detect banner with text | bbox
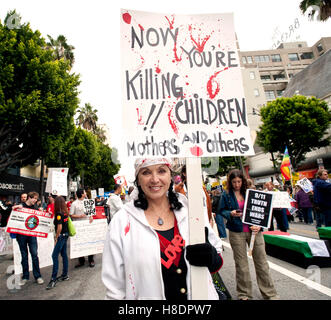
[121,10,254,158]
[69,219,108,259]
[13,233,54,274]
[6,208,53,238]
[242,189,273,228]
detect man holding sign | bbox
[218,169,278,300]
[70,189,95,268]
[10,192,44,286]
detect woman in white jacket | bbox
[102,158,223,300]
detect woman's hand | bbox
[231,209,242,217]
[250,225,261,234]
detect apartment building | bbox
[238,37,331,184]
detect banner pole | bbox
[186,157,208,300]
[248,233,256,256]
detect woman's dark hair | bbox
[54,196,68,214]
[134,180,183,211]
[226,169,247,196]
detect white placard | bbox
[45,168,69,196]
[121,10,254,158]
[0,227,13,255]
[296,178,313,193]
[270,191,292,208]
[98,188,104,196]
[83,199,96,216]
[13,233,54,275]
[91,190,97,199]
[69,219,108,259]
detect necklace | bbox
[157,217,164,226]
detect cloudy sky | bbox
[1,0,330,182]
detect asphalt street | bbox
[0,219,330,301]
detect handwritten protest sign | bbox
[270,191,292,208]
[13,233,54,274]
[242,189,273,229]
[296,178,313,193]
[0,227,13,255]
[83,199,96,216]
[69,219,108,259]
[45,168,68,196]
[121,10,254,158]
[6,207,53,238]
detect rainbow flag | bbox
[280,147,291,181]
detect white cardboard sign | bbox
[121,10,254,158]
[69,219,108,259]
[45,168,69,196]
[296,178,313,193]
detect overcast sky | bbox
[1,0,330,183]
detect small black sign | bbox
[242,189,273,228]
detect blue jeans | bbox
[51,234,69,280]
[16,234,41,280]
[215,213,227,238]
[301,207,313,224]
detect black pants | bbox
[78,255,94,265]
[269,209,287,232]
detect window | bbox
[288,53,299,61]
[317,43,323,52]
[265,90,275,100]
[271,54,281,62]
[254,55,270,63]
[249,71,255,80]
[242,56,247,64]
[300,52,314,60]
[273,73,286,80]
[260,75,271,81]
[288,73,294,79]
[254,88,260,97]
[247,56,253,63]
[277,90,284,97]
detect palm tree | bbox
[300,0,331,21]
[46,34,75,68]
[94,126,107,143]
[76,103,98,132]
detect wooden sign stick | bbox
[248,232,256,256]
[186,157,208,300]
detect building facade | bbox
[239,37,331,185]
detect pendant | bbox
[157,217,164,226]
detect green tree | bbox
[256,96,330,170]
[76,103,99,132]
[0,10,80,172]
[202,157,239,177]
[84,141,120,190]
[300,0,331,21]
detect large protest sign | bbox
[69,219,108,259]
[270,191,292,208]
[45,168,69,196]
[0,227,13,255]
[296,178,313,193]
[83,199,96,216]
[13,233,54,275]
[242,189,273,229]
[6,207,53,238]
[121,10,254,158]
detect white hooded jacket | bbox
[101,193,222,300]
